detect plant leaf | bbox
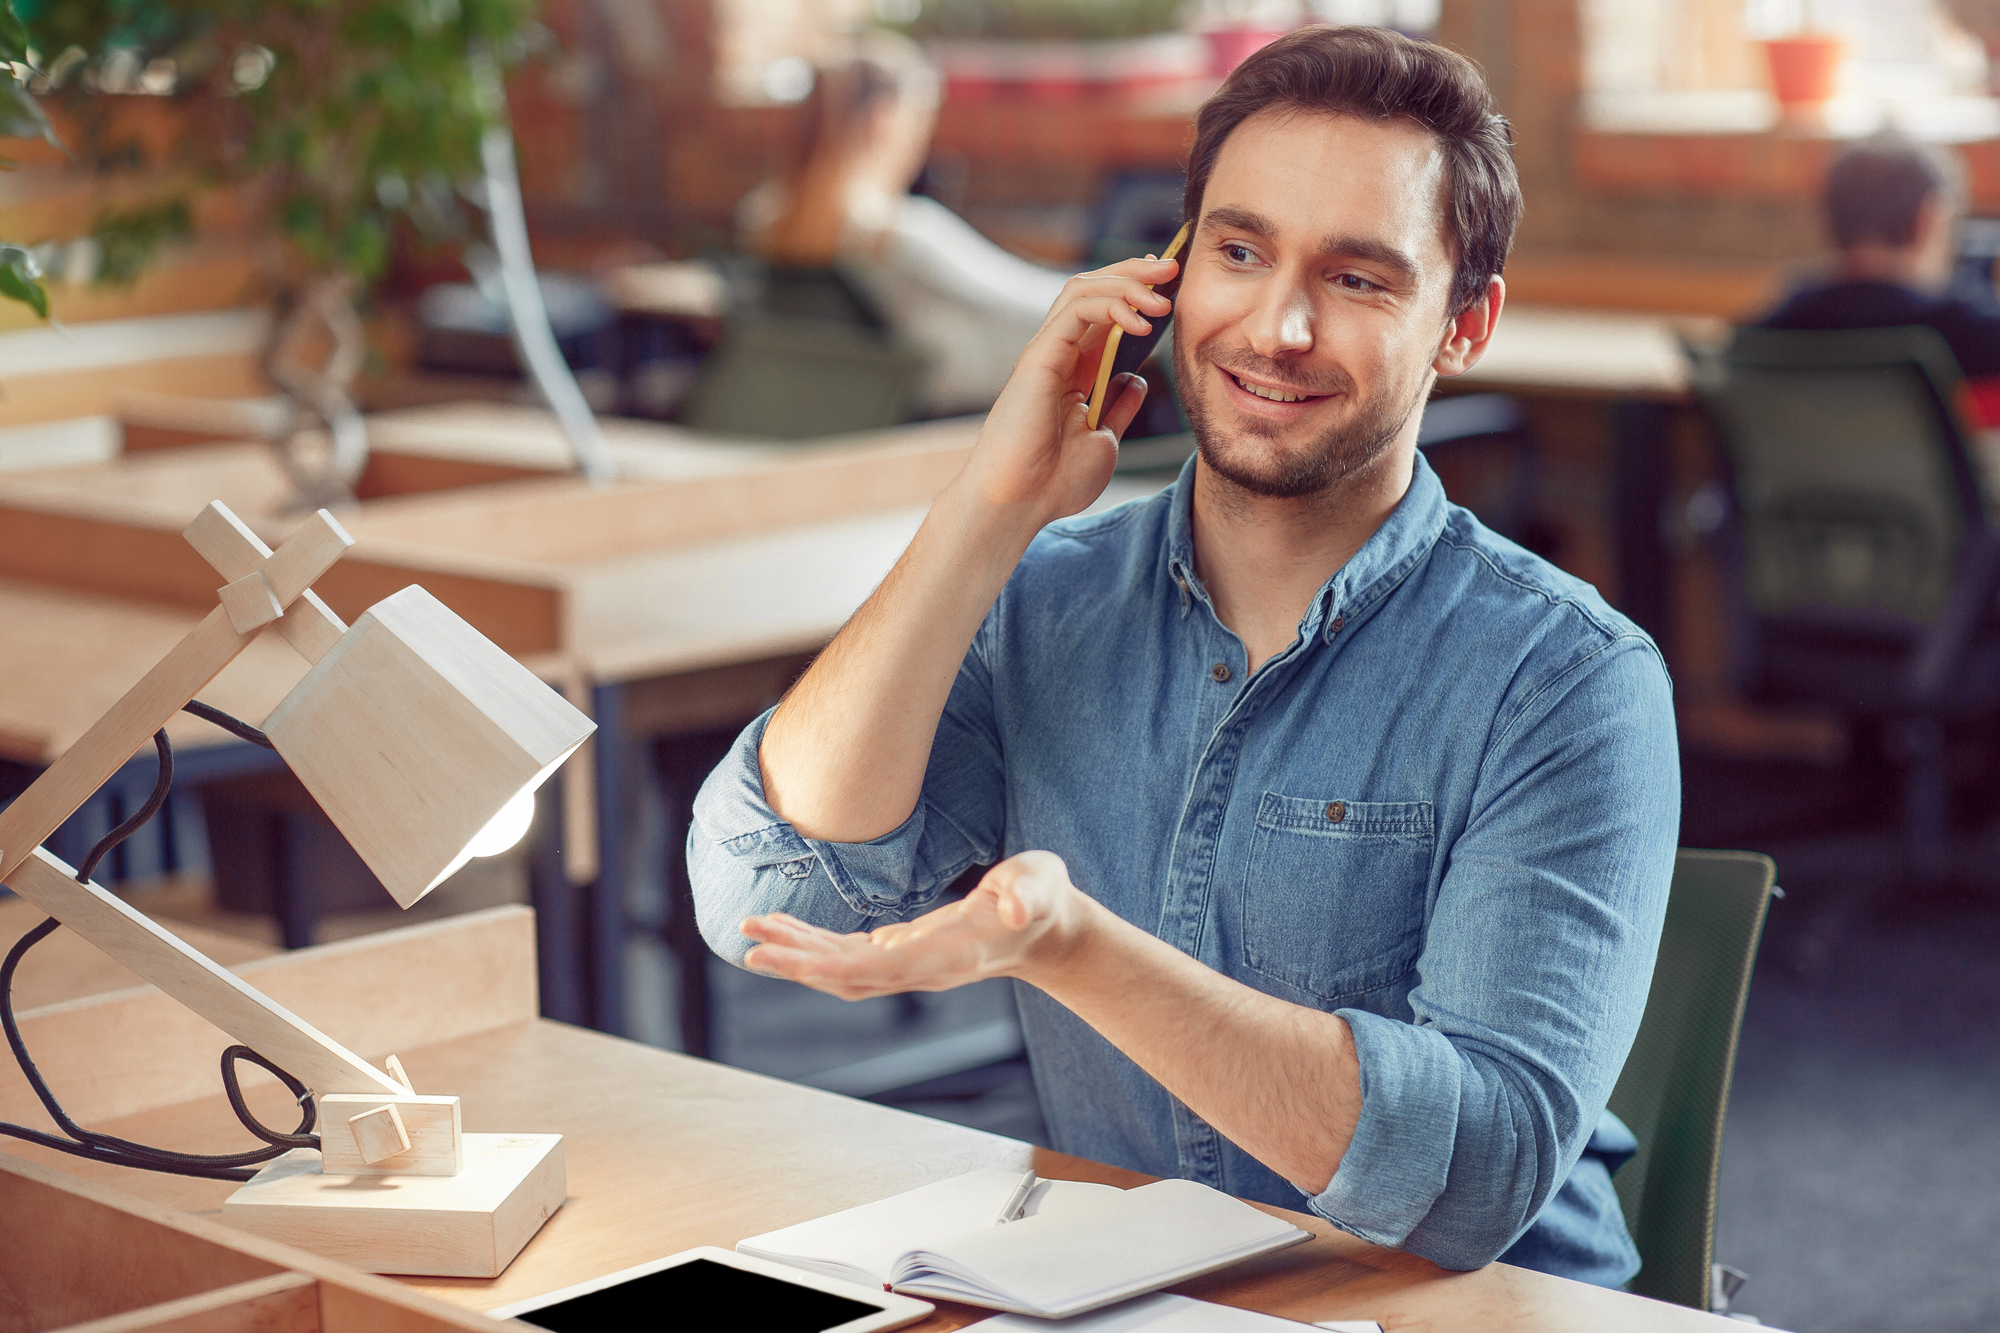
[0,244,49,318]
[0,74,57,148]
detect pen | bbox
[994,1168,1037,1225]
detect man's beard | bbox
[1174,334,1422,501]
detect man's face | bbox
[1172,110,1462,500]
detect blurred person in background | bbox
[738,33,1071,416]
[1757,133,2000,417]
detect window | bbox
[1583,0,1994,137]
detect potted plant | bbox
[896,0,1206,102]
[1754,3,1846,118]
[0,0,602,498]
[2,0,54,317]
[1186,0,1304,78]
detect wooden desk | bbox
[1460,304,1719,400]
[1,907,1725,1331]
[0,411,986,1002]
[0,435,1156,1050]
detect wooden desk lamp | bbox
[0,500,595,1278]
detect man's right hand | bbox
[758,254,1174,843]
[958,255,1177,526]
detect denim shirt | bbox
[689,452,1679,1285]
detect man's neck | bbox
[1839,244,1934,289]
[1188,442,1416,675]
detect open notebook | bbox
[736,1167,1311,1319]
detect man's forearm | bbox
[1019,895,1364,1195]
[759,481,1044,842]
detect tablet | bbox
[486,1246,934,1332]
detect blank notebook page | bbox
[738,1168,1123,1287]
[897,1178,1303,1313]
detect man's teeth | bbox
[1232,374,1309,403]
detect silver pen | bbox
[994,1168,1037,1225]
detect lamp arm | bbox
[0,605,247,885]
[0,509,354,886]
[0,502,400,1098]
[3,848,407,1099]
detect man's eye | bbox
[1334,273,1379,292]
[1223,244,1257,264]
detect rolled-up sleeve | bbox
[688,627,1008,966]
[1306,634,1679,1269]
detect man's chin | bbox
[1196,432,1343,500]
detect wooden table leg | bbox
[527,774,589,1027]
[589,681,633,1037]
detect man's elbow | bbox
[685,830,785,967]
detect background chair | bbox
[1686,326,2000,879]
[678,264,933,439]
[1609,848,1777,1312]
[1417,392,1556,554]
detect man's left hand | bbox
[739,850,1086,999]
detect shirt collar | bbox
[1164,446,1450,643]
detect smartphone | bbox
[1085,220,1192,431]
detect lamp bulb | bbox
[467,788,536,859]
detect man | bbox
[1759,133,2000,401]
[689,26,1678,1286]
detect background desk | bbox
[1452,302,1720,668]
[0,906,1728,1331]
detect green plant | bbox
[0,0,542,315]
[2,0,57,315]
[900,0,1189,42]
[1,1,558,500]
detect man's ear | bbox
[1434,275,1505,377]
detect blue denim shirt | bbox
[689,453,1678,1284]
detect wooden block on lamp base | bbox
[318,1093,462,1176]
[221,1132,566,1278]
[349,1103,412,1164]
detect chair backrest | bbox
[1417,393,1536,542]
[1607,848,1775,1311]
[678,315,932,440]
[1687,326,1987,626]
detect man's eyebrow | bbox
[1199,205,1278,239]
[1319,233,1421,285]
[1202,207,1423,286]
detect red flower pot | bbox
[1204,27,1288,79]
[1761,34,1846,109]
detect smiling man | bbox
[689,27,1679,1287]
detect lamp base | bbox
[221,1132,565,1277]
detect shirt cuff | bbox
[1304,1009,1463,1248]
[690,708,974,918]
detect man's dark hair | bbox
[1182,25,1521,317]
[1824,134,1959,250]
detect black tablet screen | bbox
[513,1258,882,1331]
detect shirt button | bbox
[1330,615,1345,633]
[1210,662,1233,683]
[1324,801,1346,823]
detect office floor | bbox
[1708,854,2000,1333]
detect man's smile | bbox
[1218,364,1339,418]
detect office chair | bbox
[1686,325,2000,878]
[1418,392,1553,553]
[679,264,933,440]
[1608,848,1776,1312]
[1086,169,1188,270]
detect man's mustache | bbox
[1199,344,1356,399]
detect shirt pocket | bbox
[1238,792,1435,1005]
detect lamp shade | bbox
[263,586,595,907]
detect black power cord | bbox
[0,708,321,1181]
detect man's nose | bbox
[1244,277,1315,359]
